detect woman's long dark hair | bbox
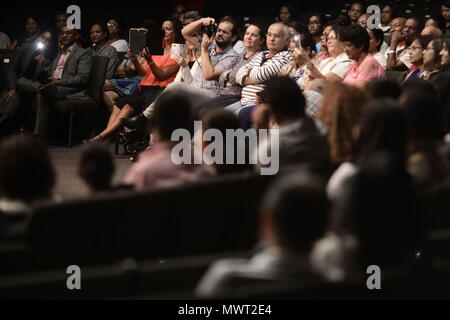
[164,18,184,44]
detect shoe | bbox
[120,113,149,130]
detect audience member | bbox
[0,30,11,49]
[442,0,450,32]
[404,35,434,82]
[307,12,327,53]
[312,152,418,281]
[342,25,385,89]
[386,17,422,71]
[277,4,297,24]
[347,1,365,25]
[182,11,202,27]
[400,80,450,190]
[253,77,330,170]
[225,23,292,123]
[196,170,329,298]
[193,23,265,114]
[10,16,40,49]
[420,38,443,81]
[89,23,119,80]
[299,26,353,90]
[425,14,447,34]
[367,27,387,68]
[327,99,407,200]
[380,2,399,33]
[0,134,55,240]
[200,109,252,175]
[15,26,92,138]
[421,25,443,38]
[123,91,214,190]
[317,83,365,162]
[106,18,128,53]
[77,143,115,193]
[0,31,54,135]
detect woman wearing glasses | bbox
[297,26,353,90]
[106,18,128,53]
[404,35,434,82]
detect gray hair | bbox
[270,22,292,40]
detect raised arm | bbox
[182,18,215,48]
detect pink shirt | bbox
[52,43,77,79]
[123,141,215,190]
[343,54,385,86]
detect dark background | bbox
[1,0,443,41]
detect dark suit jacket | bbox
[8,42,51,90]
[49,44,92,88]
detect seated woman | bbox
[419,38,443,81]
[106,18,128,53]
[89,23,119,80]
[88,18,183,143]
[327,99,407,200]
[297,26,353,90]
[366,27,386,69]
[342,25,385,89]
[103,50,146,112]
[440,38,450,71]
[404,35,434,82]
[280,32,315,81]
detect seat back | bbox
[27,172,274,269]
[384,70,407,84]
[88,55,109,103]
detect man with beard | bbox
[182,16,239,97]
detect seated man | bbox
[386,17,421,71]
[225,22,293,129]
[196,170,329,298]
[0,31,53,135]
[15,26,92,137]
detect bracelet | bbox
[386,49,396,55]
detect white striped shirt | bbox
[236,50,293,105]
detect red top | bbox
[139,53,177,88]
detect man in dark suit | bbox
[15,26,92,137]
[0,31,53,136]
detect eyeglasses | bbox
[308,21,322,25]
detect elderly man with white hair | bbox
[224,22,293,123]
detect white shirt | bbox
[317,53,353,79]
[110,39,128,53]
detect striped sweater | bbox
[236,50,293,105]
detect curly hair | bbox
[318,83,366,161]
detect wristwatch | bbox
[386,49,396,55]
